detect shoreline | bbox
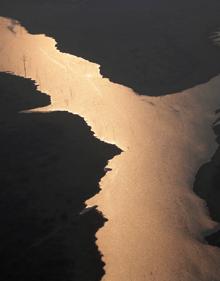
[0,72,121,280]
[1,16,220,281]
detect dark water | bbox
[194,116,220,247]
[0,72,121,281]
[1,0,220,95]
[1,1,220,279]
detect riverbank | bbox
[1,17,220,280]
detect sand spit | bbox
[1,17,220,281]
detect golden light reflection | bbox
[1,16,220,281]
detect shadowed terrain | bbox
[194,114,220,247]
[0,72,121,281]
[1,0,220,95]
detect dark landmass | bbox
[0,72,121,281]
[1,0,220,95]
[194,119,220,247]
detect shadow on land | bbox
[1,0,220,95]
[194,112,220,247]
[0,72,121,281]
